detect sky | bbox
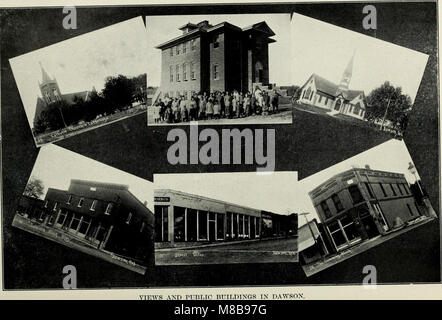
[154,171,298,215]
[292,139,421,226]
[26,144,154,211]
[10,16,148,127]
[145,14,292,87]
[291,13,428,103]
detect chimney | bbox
[197,20,209,28]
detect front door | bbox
[334,99,342,111]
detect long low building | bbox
[154,189,297,246]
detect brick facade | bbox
[156,20,276,98]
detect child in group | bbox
[206,96,214,120]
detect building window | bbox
[213,34,219,48]
[170,47,173,56]
[348,185,364,204]
[198,210,208,240]
[183,63,187,81]
[403,183,410,194]
[176,44,180,55]
[126,212,132,225]
[397,183,404,195]
[213,64,219,80]
[67,195,72,204]
[318,95,322,103]
[105,203,113,215]
[90,200,97,211]
[390,184,397,196]
[190,61,195,80]
[365,182,374,198]
[406,204,414,217]
[176,65,180,81]
[379,183,387,197]
[53,89,60,101]
[44,200,48,208]
[331,194,344,212]
[217,213,224,240]
[320,201,332,219]
[183,41,187,53]
[154,206,169,242]
[169,66,173,82]
[53,202,58,211]
[78,197,84,207]
[44,91,52,103]
[191,39,196,50]
[140,222,146,233]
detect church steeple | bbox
[38,62,62,105]
[336,51,355,95]
[39,61,53,84]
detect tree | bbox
[23,176,44,199]
[102,74,136,111]
[131,73,147,103]
[366,81,412,134]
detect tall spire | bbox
[337,50,355,94]
[39,61,52,84]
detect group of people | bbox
[152,89,281,123]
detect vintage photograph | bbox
[291,13,429,138]
[9,16,148,147]
[145,14,294,125]
[153,172,298,265]
[294,139,438,277]
[11,144,155,274]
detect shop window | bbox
[174,206,185,242]
[187,209,197,241]
[238,214,244,237]
[349,185,364,204]
[232,213,238,239]
[198,210,208,240]
[154,205,168,242]
[331,194,344,212]
[226,212,232,240]
[244,216,249,237]
[320,200,332,219]
[328,221,347,249]
[78,217,92,234]
[217,213,224,240]
[339,215,360,243]
[70,214,81,230]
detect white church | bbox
[298,53,366,120]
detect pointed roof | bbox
[343,51,355,77]
[309,74,339,97]
[39,61,52,84]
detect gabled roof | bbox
[310,74,339,97]
[346,90,365,101]
[242,21,276,36]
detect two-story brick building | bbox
[19,179,154,264]
[155,20,276,99]
[308,166,424,254]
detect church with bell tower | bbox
[298,51,366,120]
[34,62,92,128]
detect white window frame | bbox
[90,200,97,211]
[78,197,84,208]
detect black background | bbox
[1,2,439,289]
